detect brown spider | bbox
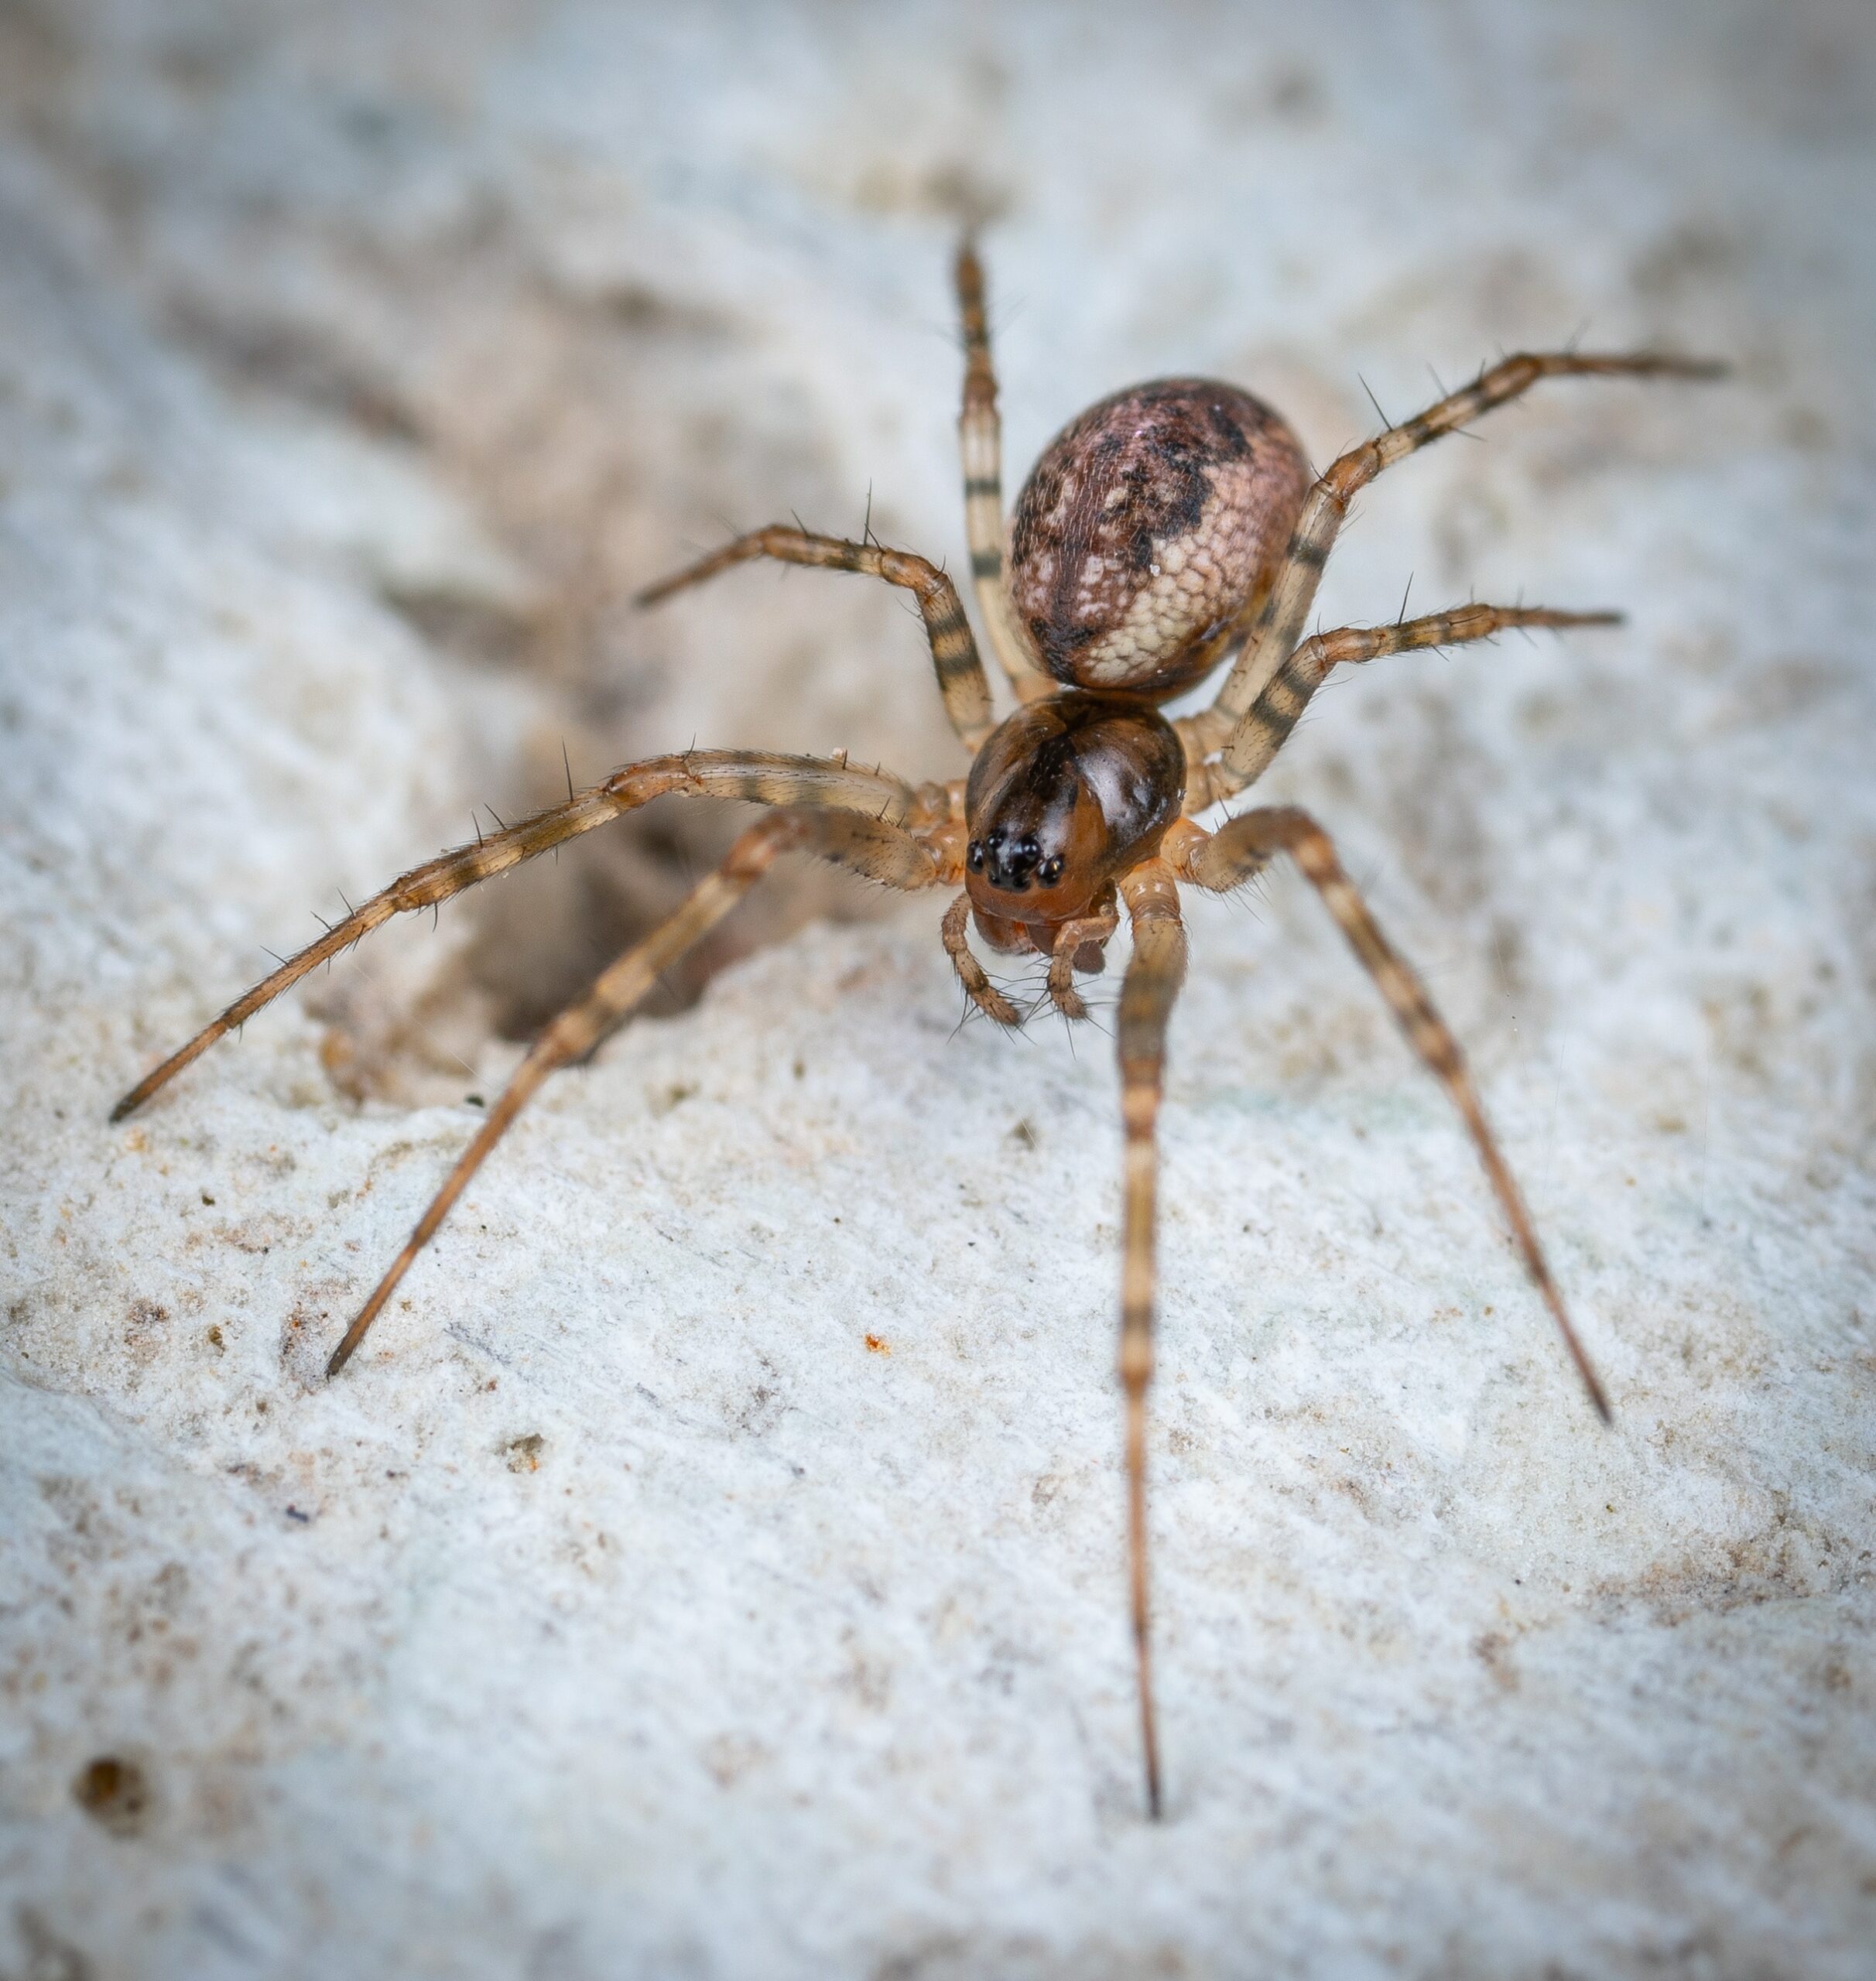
[114,244,1719,1819]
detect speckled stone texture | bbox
[2,4,1873,1978]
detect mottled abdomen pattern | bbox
[1008,380,1311,699]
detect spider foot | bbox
[1046,916,1118,1023]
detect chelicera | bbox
[114,244,1718,1818]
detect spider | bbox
[114,242,1719,1819]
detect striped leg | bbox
[112,751,918,1119]
[1180,603,1621,809]
[1176,806,1610,1420]
[638,525,994,752]
[1207,349,1724,733]
[1114,856,1190,1820]
[954,241,1055,703]
[940,891,1020,1026]
[327,808,940,1374]
[1046,909,1119,1021]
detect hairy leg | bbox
[1179,603,1621,810]
[328,807,940,1374]
[940,891,1020,1027]
[113,750,919,1119]
[1208,349,1723,732]
[954,241,1053,703]
[1113,855,1190,1820]
[1046,909,1119,1021]
[639,524,994,751]
[1172,806,1609,1419]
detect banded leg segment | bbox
[327,808,940,1375]
[1180,604,1621,809]
[955,242,1054,703]
[1046,910,1118,1021]
[1114,857,1190,1821]
[112,751,917,1120]
[1209,349,1724,731]
[941,891,1020,1027]
[1176,806,1609,1420]
[639,525,994,751]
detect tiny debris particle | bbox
[864,1334,890,1354]
[285,1504,310,1524]
[505,1432,546,1473]
[74,1755,151,1836]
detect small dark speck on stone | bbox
[285,1504,310,1524]
[74,1755,150,1836]
[466,1093,484,1107]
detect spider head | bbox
[964,691,1184,943]
[966,826,1065,895]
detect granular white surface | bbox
[2,5,1873,1977]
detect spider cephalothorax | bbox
[115,241,1719,1820]
[963,692,1184,945]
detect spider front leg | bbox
[1046,908,1118,1021]
[638,525,995,752]
[954,241,1054,705]
[940,893,1021,1027]
[1180,603,1623,809]
[1207,347,1724,734]
[1171,808,1611,1420]
[112,750,919,1119]
[328,806,941,1374]
[1113,854,1190,1820]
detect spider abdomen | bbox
[1008,379,1311,700]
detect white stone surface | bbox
[2,4,1873,1976]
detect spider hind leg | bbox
[1176,805,1611,1421]
[328,806,942,1374]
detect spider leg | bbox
[1045,908,1119,1021]
[1180,602,1622,809]
[327,806,940,1375]
[940,892,1020,1027]
[112,751,920,1120]
[1113,854,1190,1821]
[954,240,1054,705]
[1207,349,1724,737]
[638,525,995,752]
[1173,806,1611,1422]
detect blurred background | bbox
[7,0,1864,1080]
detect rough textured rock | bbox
[2,4,1872,1977]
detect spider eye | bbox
[1039,855,1066,886]
[967,840,986,873]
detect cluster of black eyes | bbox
[967,833,1066,891]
